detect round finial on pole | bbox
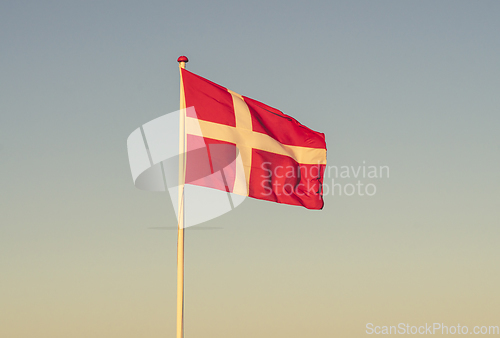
[177,56,188,69]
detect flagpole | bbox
[176,55,188,338]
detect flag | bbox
[181,68,327,210]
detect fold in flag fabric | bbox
[182,68,327,210]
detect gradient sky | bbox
[1,1,499,337]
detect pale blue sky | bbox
[1,1,499,337]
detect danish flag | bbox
[181,68,327,210]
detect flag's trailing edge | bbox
[181,68,327,210]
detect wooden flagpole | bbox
[176,55,188,338]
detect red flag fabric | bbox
[181,68,327,210]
